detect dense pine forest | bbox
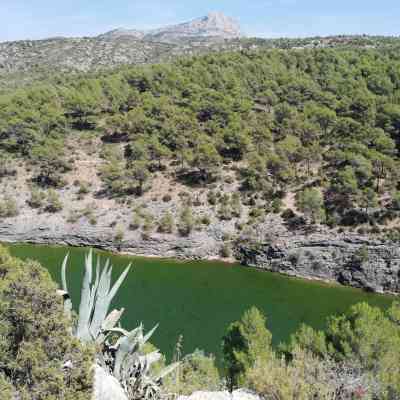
[1,47,400,237]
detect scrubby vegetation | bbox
[0,246,93,399]
[2,46,400,236]
[222,305,400,399]
[1,245,399,399]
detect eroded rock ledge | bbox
[236,234,400,294]
[0,215,399,295]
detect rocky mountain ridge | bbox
[100,12,242,42]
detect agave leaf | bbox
[107,265,132,304]
[94,256,101,292]
[75,249,94,341]
[89,264,112,337]
[154,362,180,381]
[114,325,143,379]
[140,324,159,347]
[102,308,125,331]
[140,351,162,368]
[107,327,131,340]
[61,253,70,293]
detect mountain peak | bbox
[155,12,241,40]
[100,12,242,42]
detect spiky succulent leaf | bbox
[114,326,143,379]
[61,253,69,293]
[76,250,95,340]
[60,253,73,317]
[154,362,180,381]
[102,308,125,331]
[140,324,159,347]
[107,264,132,303]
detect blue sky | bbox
[1,0,399,41]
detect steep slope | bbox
[145,12,242,42]
[99,12,241,42]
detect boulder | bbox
[92,365,128,400]
[178,389,260,400]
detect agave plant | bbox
[61,249,178,400]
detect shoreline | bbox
[2,238,397,298]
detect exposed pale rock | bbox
[92,365,128,400]
[178,389,260,400]
[147,12,242,41]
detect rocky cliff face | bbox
[236,233,400,294]
[1,208,399,294]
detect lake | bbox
[5,243,395,361]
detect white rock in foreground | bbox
[178,389,260,400]
[93,365,128,400]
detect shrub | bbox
[142,220,155,235]
[281,208,296,220]
[200,215,211,226]
[230,193,242,217]
[164,350,221,396]
[245,348,335,399]
[0,196,19,218]
[341,209,369,226]
[207,191,217,206]
[296,188,325,223]
[45,190,63,213]
[129,215,141,231]
[392,191,400,210]
[222,307,272,390]
[271,198,283,214]
[178,207,195,237]
[0,246,93,399]
[77,181,91,198]
[158,212,174,234]
[220,243,232,258]
[218,204,232,221]
[27,187,46,209]
[162,194,172,203]
[115,227,125,242]
[249,207,264,219]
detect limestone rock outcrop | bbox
[178,390,260,400]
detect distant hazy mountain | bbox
[100,12,242,42]
[1,10,398,92]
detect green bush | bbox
[0,246,93,399]
[27,187,46,209]
[0,196,18,218]
[115,227,125,242]
[220,243,232,258]
[207,191,218,206]
[129,215,141,231]
[222,307,272,390]
[158,212,174,234]
[296,188,325,223]
[178,207,195,237]
[228,303,400,399]
[45,189,63,213]
[77,181,91,198]
[164,350,221,396]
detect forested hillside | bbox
[1,35,399,92]
[0,48,400,244]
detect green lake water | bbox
[5,243,396,361]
